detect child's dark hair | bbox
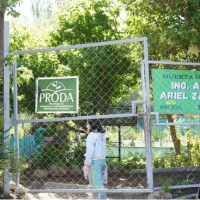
[88,119,105,133]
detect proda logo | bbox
[39,81,74,103]
[160,100,182,110]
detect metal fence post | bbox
[13,57,20,191]
[143,38,153,190]
[3,21,10,194]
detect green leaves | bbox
[51,0,119,46]
[0,0,22,15]
[17,67,34,86]
[123,0,200,60]
[10,0,138,114]
[0,126,14,170]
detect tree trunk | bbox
[0,9,5,86]
[166,114,181,156]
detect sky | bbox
[5,0,34,23]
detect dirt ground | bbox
[17,169,200,199]
[25,189,198,200]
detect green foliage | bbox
[9,0,200,115]
[0,116,3,128]
[9,0,200,174]
[151,126,166,142]
[153,155,166,169]
[108,139,200,171]
[152,141,200,168]
[9,156,27,178]
[42,123,57,137]
[122,0,200,60]
[32,144,63,169]
[0,0,22,16]
[107,152,146,171]
[161,178,172,193]
[185,129,200,166]
[119,152,146,171]
[0,122,27,188]
[0,128,14,170]
[180,174,195,185]
[0,117,13,170]
[31,138,86,169]
[17,67,34,86]
[31,0,57,19]
[66,141,86,168]
[9,0,139,115]
[107,126,144,141]
[32,137,69,170]
[51,0,120,45]
[106,158,119,168]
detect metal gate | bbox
[148,60,200,194]
[10,38,154,197]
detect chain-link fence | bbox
[7,39,200,198]
[149,60,200,197]
[9,38,156,198]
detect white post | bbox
[3,21,10,194]
[13,57,20,191]
[143,38,153,190]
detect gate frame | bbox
[12,37,154,194]
[146,60,200,191]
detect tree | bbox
[121,0,200,155]
[0,0,21,84]
[50,0,121,45]
[121,0,200,60]
[9,23,59,113]
[31,0,59,19]
[49,0,140,114]
[10,0,140,116]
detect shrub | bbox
[119,152,146,171]
[65,141,86,168]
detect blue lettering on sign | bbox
[160,105,182,110]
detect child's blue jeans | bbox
[89,159,107,199]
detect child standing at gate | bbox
[85,119,107,199]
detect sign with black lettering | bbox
[35,77,79,113]
[152,69,200,114]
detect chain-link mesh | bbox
[11,41,154,197]
[16,119,148,192]
[150,63,200,194]
[15,43,143,119]
[10,43,200,198]
[27,192,151,199]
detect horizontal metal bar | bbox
[174,193,198,199]
[154,184,199,191]
[106,157,119,158]
[152,122,200,126]
[13,38,147,55]
[17,188,153,194]
[148,60,200,66]
[17,113,143,124]
[150,112,159,123]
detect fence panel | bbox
[149,61,200,191]
[12,39,153,197]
